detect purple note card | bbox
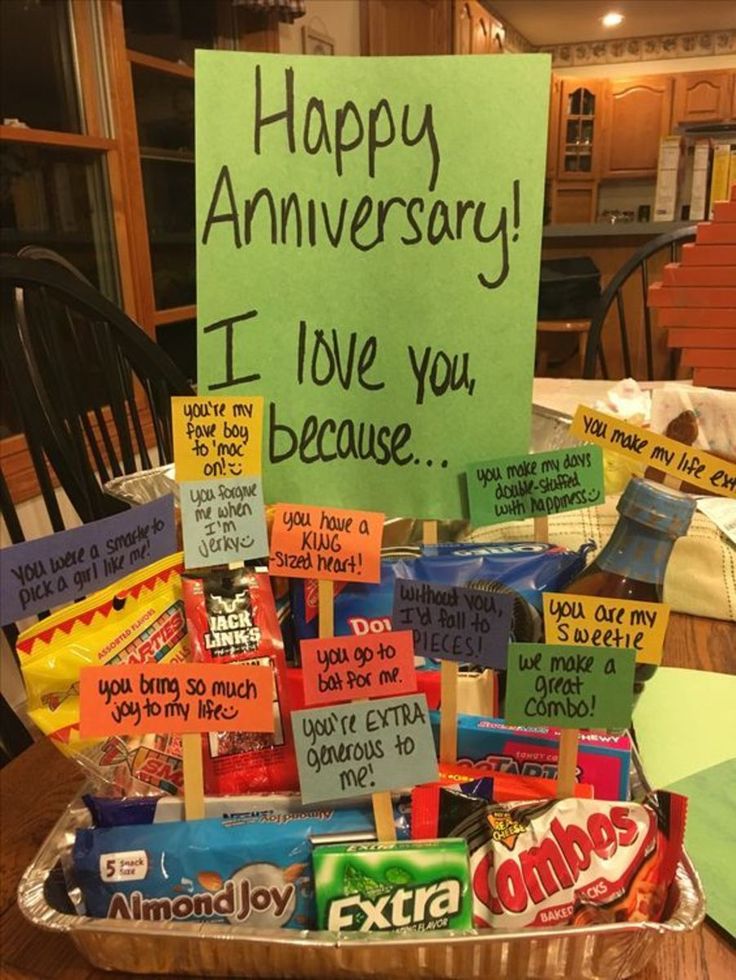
[0,496,177,625]
[392,578,514,670]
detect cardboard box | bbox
[431,712,631,801]
[692,367,736,389]
[653,136,684,221]
[689,138,711,222]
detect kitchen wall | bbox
[278,0,361,56]
[555,53,736,78]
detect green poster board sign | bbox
[196,52,550,518]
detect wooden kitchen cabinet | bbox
[601,75,673,178]
[549,180,598,223]
[454,0,495,55]
[547,74,561,178]
[556,78,605,180]
[361,0,451,56]
[731,72,736,119]
[672,70,732,125]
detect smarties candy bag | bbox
[290,542,593,659]
[71,805,410,928]
[414,787,686,930]
[181,566,298,794]
[18,554,188,795]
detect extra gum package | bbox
[18,554,188,795]
[181,566,298,794]
[431,713,631,801]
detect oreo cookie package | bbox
[291,541,593,663]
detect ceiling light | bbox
[602,11,624,28]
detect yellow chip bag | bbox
[18,553,189,795]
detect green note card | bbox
[505,642,636,730]
[467,446,604,525]
[196,52,550,518]
[633,667,736,789]
[667,758,736,940]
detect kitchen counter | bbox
[543,221,691,239]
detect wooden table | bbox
[1,612,734,979]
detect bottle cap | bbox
[617,477,696,538]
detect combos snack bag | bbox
[18,555,188,795]
[72,808,410,928]
[416,788,686,930]
[181,567,298,794]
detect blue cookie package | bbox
[291,541,593,658]
[73,803,409,928]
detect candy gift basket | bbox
[8,40,734,980]
[17,750,704,979]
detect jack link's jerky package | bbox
[313,840,473,933]
[72,807,410,928]
[18,554,188,795]
[181,567,298,793]
[415,788,686,930]
[291,542,594,661]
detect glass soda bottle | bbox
[563,476,696,694]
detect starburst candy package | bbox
[18,554,188,795]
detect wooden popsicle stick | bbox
[556,728,579,799]
[182,733,205,820]
[317,576,395,840]
[533,515,549,542]
[423,519,459,765]
[371,790,397,842]
[439,661,459,765]
[481,668,497,718]
[318,579,334,638]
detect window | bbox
[0,143,119,297]
[0,0,130,494]
[0,0,82,133]
[132,65,195,309]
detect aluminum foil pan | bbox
[530,404,576,454]
[104,464,178,506]
[18,793,704,980]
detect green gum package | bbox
[313,839,472,934]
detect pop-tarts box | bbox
[430,713,630,801]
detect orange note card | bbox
[269,503,384,583]
[79,662,274,738]
[301,630,416,706]
[172,396,263,481]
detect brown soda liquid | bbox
[564,565,660,690]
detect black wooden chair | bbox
[0,251,194,762]
[582,226,698,380]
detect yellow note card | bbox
[543,592,670,666]
[172,396,263,481]
[570,405,736,498]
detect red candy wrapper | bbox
[412,787,686,929]
[181,567,298,794]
